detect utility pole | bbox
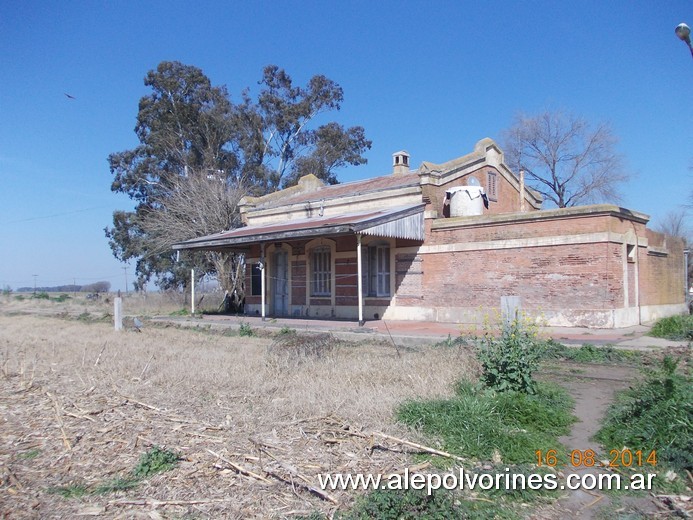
[32,274,38,294]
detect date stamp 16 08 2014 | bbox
[535,449,657,468]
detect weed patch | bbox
[133,445,180,478]
[595,356,692,477]
[239,321,255,337]
[94,476,139,494]
[648,314,693,341]
[278,325,296,336]
[541,341,641,364]
[398,381,575,465]
[335,487,518,520]
[47,446,179,498]
[47,483,89,498]
[18,448,41,460]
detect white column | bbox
[260,243,266,321]
[114,297,123,331]
[191,268,195,314]
[357,234,364,326]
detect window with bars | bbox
[487,171,498,201]
[311,247,332,296]
[365,244,391,297]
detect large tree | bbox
[501,110,630,208]
[106,61,371,292]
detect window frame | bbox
[250,262,262,296]
[311,246,332,297]
[365,243,391,297]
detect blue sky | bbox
[1,1,691,291]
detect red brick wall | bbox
[336,235,357,252]
[415,212,685,313]
[291,260,306,305]
[395,252,424,304]
[428,214,617,246]
[335,257,358,306]
[639,230,685,306]
[421,242,623,310]
[422,165,533,217]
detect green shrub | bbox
[33,291,49,300]
[52,293,71,302]
[278,325,296,336]
[133,446,180,478]
[239,322,255,337]
[476,318,543,394]
[649,314,693,341]
[596,356,692,473]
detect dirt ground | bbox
[0,299,476,519]
[538,363,669,519]
[0,295,689,519]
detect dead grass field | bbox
[0,296,476,518]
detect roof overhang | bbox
[172,204,425,252]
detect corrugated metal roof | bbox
[361,211,425,240]
[173,204,425,250]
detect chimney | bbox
[392,150,410,175]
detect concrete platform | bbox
[152,314,691,350]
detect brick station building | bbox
[173,138,687,328]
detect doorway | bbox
[272,250,289,316]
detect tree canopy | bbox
[106,61,371,291]
[501,110,630,208]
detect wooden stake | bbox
[348,430,467,463]
[109,498,230,507]
[206,449,270,483]
[260,447,338,504]
[94,343,107,366]
[139,354,154,379]
[46,391,72,451]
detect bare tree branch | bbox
[501,110,631,208]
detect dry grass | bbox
[0,301,476,519]
[1,291,193,320]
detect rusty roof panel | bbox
[173,204,425,250]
